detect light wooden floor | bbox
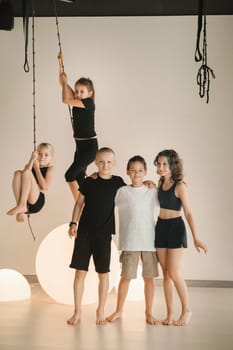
[0,283,233,350]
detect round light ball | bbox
[0,269,31,301]
[36,224,120,305]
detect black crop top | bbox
[72,97,96,138]
[158,180,182,211]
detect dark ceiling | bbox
[10,0,233,17]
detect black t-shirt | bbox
[72,98,96,138]
[78,174,126,236]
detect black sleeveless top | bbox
[72,97,96,138]
[158,179,182,211]
[32,167,48,184]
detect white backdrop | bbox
[0,16,232,280]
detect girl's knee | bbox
[167,269,181,282]
[14,170,22,177]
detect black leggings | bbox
[65,138,98,186]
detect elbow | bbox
[62,96,68,104]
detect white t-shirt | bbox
[115,185,159,251]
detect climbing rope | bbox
[194,0,215,103]
[52,0,73,126]
[32,0,37,151]
[27,0,37,241]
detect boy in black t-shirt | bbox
[67,147,125,326]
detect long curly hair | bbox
[153,149,183,181]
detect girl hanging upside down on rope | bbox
[6,143,54,222]
[58,53,98,202]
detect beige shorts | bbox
[119,251,159,279]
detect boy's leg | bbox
[106,277,131,322]
[93,235,112,325]
[96,272,109,325]
[143,277,159,325]
[142,252,160,325]
[67,269,87,325]
[107,251,139,322]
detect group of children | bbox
[6,55,207,327]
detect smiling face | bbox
[74,83,93,100]
[37,146,53,167]
[156,156,171,178]
[95,151,115,179]
[127,161,147,187]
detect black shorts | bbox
[27,192,45,214]
[69,233,112,273]
[155,216,187,249]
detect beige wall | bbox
[0,16,232,279]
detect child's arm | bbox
[176,182,208,253]
[23,151,38,171]
[33,162,54,192]
[58,53,85,108]
[68,193,85,238]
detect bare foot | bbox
[173,310,192,326]
[96,310,107,325]
[162,313,174,325]
[7,205,27,216]
[106,311,122,322]
[146,313,160,325]
[16,213,24,222]
[67,312,81,326]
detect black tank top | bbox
[158,180,182,211]
[32,167,48,184]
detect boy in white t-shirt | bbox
[106,155,160,325]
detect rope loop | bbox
[194,0,215,103]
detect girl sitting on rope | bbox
[58,53,98,202]
[6,143,54,222]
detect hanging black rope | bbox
[22,0,30,72]
[32,0,36,151]
[27,213,36,241]
[194,0,215,103]
[52,0,73,126]
[27,0,37,242]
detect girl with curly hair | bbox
[154,149,207,326]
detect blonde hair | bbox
[96,147,115,157]
[37,143,54,156]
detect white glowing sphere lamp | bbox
[36,223,120,305]
[0,269,31,301]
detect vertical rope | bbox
[52,0,73,126]
[194,0,215,103]
[53,0,64,72]
[32,0,36,150]
[27,0,37,242]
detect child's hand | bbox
[143,180,156,188]
[89,172,98,179]
[31,150,38,160]
[68,225,77,238]
[194,238,208,253]
[58,52,64,65]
